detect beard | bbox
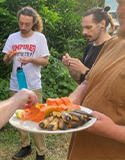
[117,27,125,39]
[21,29,30,34]
[20,26,32,35]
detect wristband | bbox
[84,69,90,77]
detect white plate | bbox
[9,106,96,134]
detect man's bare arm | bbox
[0,89,37,129]
[69,80,88,105]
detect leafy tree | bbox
[0,7,17,78]
[0,0,46,14]
[43,0,87,58]
[75,0,105,15]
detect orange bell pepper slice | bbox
[8,50,22,54]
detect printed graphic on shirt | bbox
[12,44,36,57]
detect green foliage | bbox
[0,7,15,78]
[0,0,46,14]
[40,6,62,50]
[52,0,82,53]
[75,0,104,15]
[42,0,84,58]
[0,0,5,2]
[63,38,87,60]
[42,55,78,102]
[0,78,10,100]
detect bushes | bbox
[0,78,10,100]
[42,55,78,102]
[0,7,17,78]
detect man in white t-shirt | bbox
[2,6,49,160]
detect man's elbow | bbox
[3,56,9,66]
[43,57,49,66]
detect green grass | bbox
[0,123,71,160]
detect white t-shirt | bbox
[2,31,50,91]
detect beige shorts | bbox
[10,89,43,103]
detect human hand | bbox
[86,111,117,139]
[11,89,38,109]
[67,58,88,74]
[6,52,15,61]
[18,57,32,65]
[62,53,71,67]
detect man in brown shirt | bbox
[68,0,125,159]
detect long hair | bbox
[83,6,115,34]
[17,6,43,33]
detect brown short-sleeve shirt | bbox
[68,36,125,160]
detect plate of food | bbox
[9,106,96,134]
